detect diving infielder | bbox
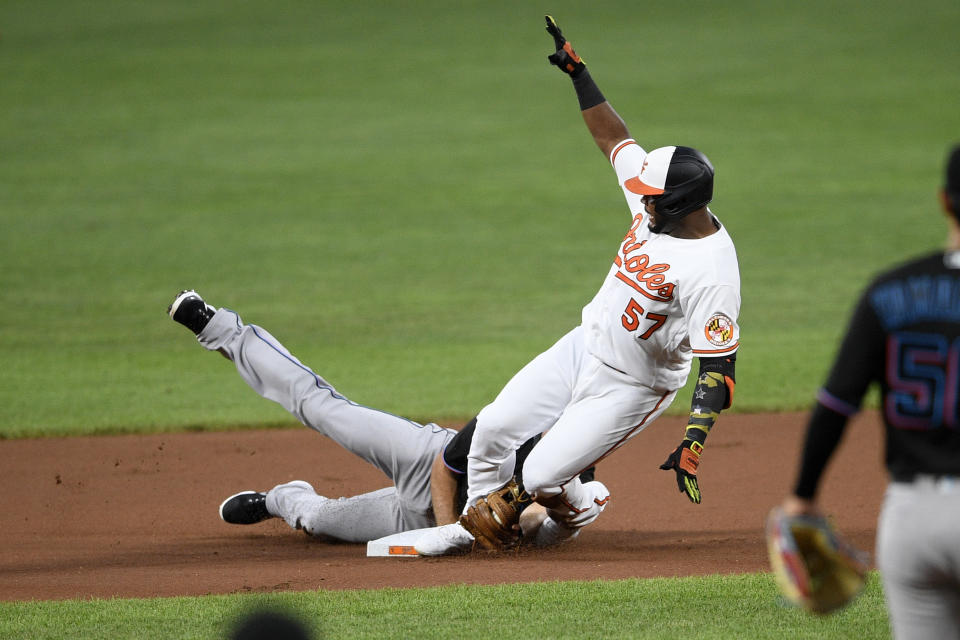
[779,144,960,639]
[415,17,741,555]
[167,292,594,543]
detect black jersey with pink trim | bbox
[813,250,960,481]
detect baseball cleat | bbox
[414,522,475,556]
[167,289,216,335]
[219,491,273,525]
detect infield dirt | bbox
[1,411,885,601]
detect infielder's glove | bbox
[457,478,531,551]
[766,507,869,614]
[545,15,586,77]
[659,439,703,503]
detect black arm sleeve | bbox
[793,404,849,498]
[572,70,606,111]
[820,292,886,409]
[682,354,736,445]
[791,291,884,498]
[698,353,736,409]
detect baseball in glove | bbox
[458,478,531,551]
[766,506,869,614]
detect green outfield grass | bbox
[1,573,889,640]
[1,0,956,637]
[2,0,957,437]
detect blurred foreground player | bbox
[778,144,960,637]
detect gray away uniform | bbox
[199,308,455,542]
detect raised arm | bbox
[545,16,630,158]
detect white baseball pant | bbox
[468,326,677,529]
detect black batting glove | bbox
[545,15,586,77]
[659,439,703,504]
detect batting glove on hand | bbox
[660,439,703,504]
[545,15,586,77]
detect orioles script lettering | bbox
[613,214,676,303]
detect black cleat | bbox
[168,289,216,335]
[219,491,273,525]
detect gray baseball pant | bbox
[198,308,455,542]
[877,478,960,640]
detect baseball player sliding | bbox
[167,290,593,543]
[414,17,741,555]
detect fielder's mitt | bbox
[458,478,531,551]
[765,506,869,614]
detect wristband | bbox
[572,70,606,111]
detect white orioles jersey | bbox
[581,139,741,391]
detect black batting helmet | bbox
[625,145,714,220]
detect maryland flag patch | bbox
[704,313,734,347]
